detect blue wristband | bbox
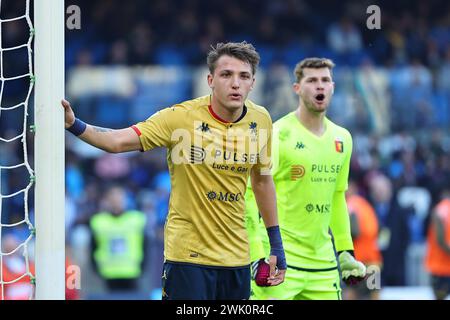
[67,118,87,136]
[267,225,287,270]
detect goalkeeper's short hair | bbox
[294,57,335,83]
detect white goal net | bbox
[1,0,65,300]
[0,0,35,300]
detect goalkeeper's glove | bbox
[338,251,366,285]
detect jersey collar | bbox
[208,100,247,124]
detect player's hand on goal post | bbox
[61,99,76,128]
[61,99,88,137]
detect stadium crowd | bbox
[0,0,449,299]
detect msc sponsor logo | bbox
[305,203,331,214]
[291,165,306,180]
[206,191,242,202]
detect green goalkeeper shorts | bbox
[251,267,342,300]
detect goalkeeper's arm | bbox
[330,190,354,252]
[330,190,366,284]
[61,99,142,153]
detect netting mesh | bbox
[0,0,35,300]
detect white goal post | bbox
[34,0,65,300]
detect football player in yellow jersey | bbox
[61,42,286,299]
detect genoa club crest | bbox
[335,138,344,153]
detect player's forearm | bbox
[330,191,354,252]
[67,117,140,153]
[251,174,278,228]
[250,170,287,273]
[245,186,267,261]
[63,98,138,153]
[78,124,120,153]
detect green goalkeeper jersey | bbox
[246,111,354,270]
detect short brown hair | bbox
[207,41,260,75]
[294,58,335,83]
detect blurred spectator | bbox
[0,234,34,300]
[152,171,171,226]
[108,40,130,65]
[128,22,155,65]
[438,46,450,92]
[136,190,162,294]
[354,58,390,135]
[389,60,434,131]
[327,17,362,54]
[368,173,412,286]
[261,62,297,119]
[345,180,382,300]
[94,153,130,180]
[89,186,148,293]
[76,49,94,67]
[424,188,450,300]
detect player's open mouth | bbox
[315,94,325,103]
[315,94,325,101]
[229,94,242,100]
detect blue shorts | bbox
[162,261,250,300]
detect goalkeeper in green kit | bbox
[246,58,366,300]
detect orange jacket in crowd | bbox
[347,194,383,265]
[1,257,80,300]
[1,259,35,300]
[425,199,450,276]
[65,257,80,300]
